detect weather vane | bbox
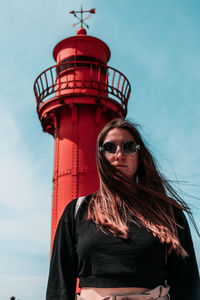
[69,6,96,29]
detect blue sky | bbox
[0,0,199,299]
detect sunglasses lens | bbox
[122,141,137,154]
[103,142,116,154]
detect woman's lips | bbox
[115,165,127,168]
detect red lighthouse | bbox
[33,9,131,250]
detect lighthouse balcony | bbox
[33,60,131,116]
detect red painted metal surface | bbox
[33,28,131,251]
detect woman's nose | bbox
[114,147,124,160]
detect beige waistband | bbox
[77,285,170,300]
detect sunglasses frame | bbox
[100,140,140,156]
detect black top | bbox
[46,194,200,300]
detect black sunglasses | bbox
[100,141,140,156]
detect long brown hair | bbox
[88,118,195,256]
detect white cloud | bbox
[0,103,52,298]
[0,275,46,300]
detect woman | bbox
[46,118,200,300]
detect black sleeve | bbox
[167,210,200,300]
[46,200,78,300]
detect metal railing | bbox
[33,61,131,113]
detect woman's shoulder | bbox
[61,193,93,220]
[171,206,193,244]
[172,205,187,225]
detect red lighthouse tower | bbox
[33,9,131,250]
